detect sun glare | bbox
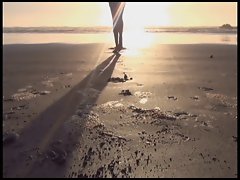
[120,3,172,50]
[124,2,172,30]
[119,2,172,50]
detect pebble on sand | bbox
[168,96,177,100]
[190,96,199,100]
[39,91,51,95]
[124,73,128,81]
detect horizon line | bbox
[3,25,238,28]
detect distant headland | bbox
[220,24,234,29]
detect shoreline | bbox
[3,32,237,45]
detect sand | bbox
[3,42,237,178]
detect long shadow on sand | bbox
[3,52,121,178]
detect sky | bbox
[3,2,237,28]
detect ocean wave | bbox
[145,27,237,34]
[3,26,237,34]
[3,27,112,34]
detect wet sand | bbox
[3,43,237,178]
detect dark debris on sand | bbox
[62,102,196,178]
[108,77,125,83]
[168,96,178,101]
[108,73,133,83]
[119,89,133,96]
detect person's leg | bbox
[113,29,118,48]
[118,14,124,49]
[119,32,122,49]
[110,5,118,48]
[117,3,125,49]
[110,3,125,51]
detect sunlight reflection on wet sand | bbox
[3,31,237,48]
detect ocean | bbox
[3,26,237,45]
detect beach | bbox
[3,32,237,178]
